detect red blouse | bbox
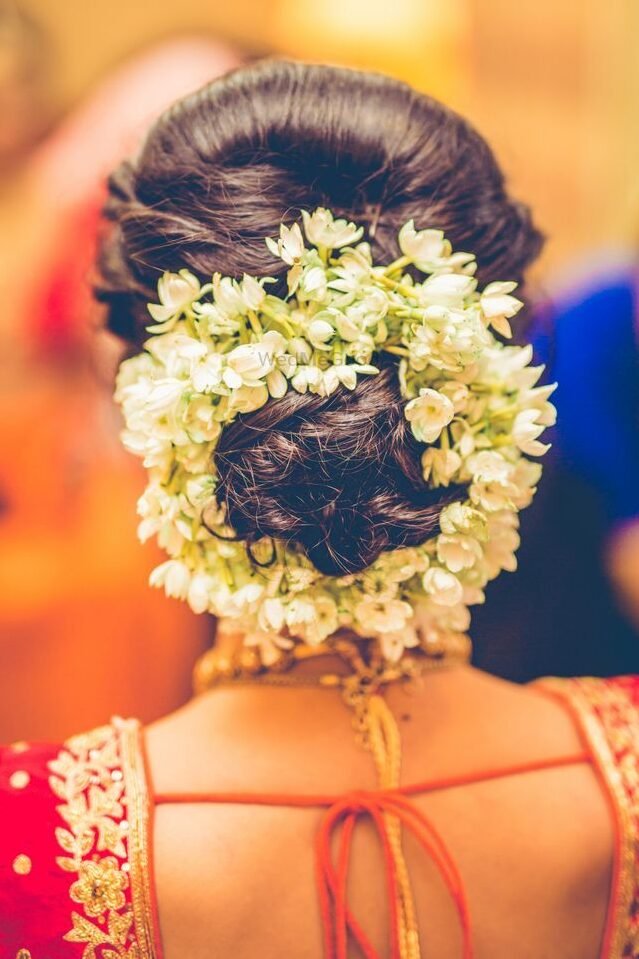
[2,676,639,959]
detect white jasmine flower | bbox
[298,264,328,301]
[301,208,364,249]
[146,332,206,374]
[286,594,338,644]
[143,378,184,415]
[240,273,268,311]
[468,451,518,512]
[379,625,419,663]
[177,441,216,475]
[439,502,487,539]
[265,222,305,265]
[226,582,265,615]
[421,447,462,486]
[346,288,389,326]
[512,409,551,456]
[307,317,335,349]
[509,459,543,509]
[422,567,464,606]
[398,221,450,270]
[147,270,201,331]
[467,450,512,484]
[405,388,455,443]
[285,567,319,592]
[149,559,191,599]
[122,430,173,473]
[480,282,523,338]
[266,368,288,398]
[187,572,216,614]
[191,353,225,393]
[258,597,287,632]
[522,383,557,416]
[334,312,362,341]
[327,248,373,303]
[439,381,470,412]
[213,274,247,317]
[420,273,476,309]
[184,475,216,509]
[437,534,482,573]
[192,301,241,336]
[354,598,414,634]
[227,384,269,415]
[404,325,435,371]
[476,344,535,389]
[182,395,220,443]
[288,336,313,365]
[291,365,323,394]
[483,511,520,578]
[224,330,287,388]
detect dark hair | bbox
[97,59,543,576]
[215,359,464,576]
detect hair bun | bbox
[99,59,543,574]
[215,364,465,576]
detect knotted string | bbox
[314,787,474,959]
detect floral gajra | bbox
[115,208,556,666]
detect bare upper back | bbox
[145,667,613,959]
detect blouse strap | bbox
[534,676,639,959]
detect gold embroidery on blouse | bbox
[69,856,128,916]
[118,718,159,958]
[9,770,30,790]
[12,854,32,876]
[48,722,142,958]
[538,678,636,959]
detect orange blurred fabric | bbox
[0,38,241,740]
[0,373,212,741]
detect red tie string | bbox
[315,789,474,959]
[153,751,591,959]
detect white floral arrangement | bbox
[115,208,555,663]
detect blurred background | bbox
[1,0,639,741]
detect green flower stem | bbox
[247,310,263,336]
[384,345,411,358]
[390,307,425,320]
[260,305,295,337]
[378,276,416,298]
[382,255,411,275]
[469,420,487,434]
[489,404,519,420]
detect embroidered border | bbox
[48,720,146,958]
[538,678,637,959]
[118,718,161,958]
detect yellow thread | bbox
[364,693,421,959]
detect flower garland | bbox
[115,208,555,663]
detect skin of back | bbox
[146,665,613,959]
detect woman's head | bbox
[99,59,543,578]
